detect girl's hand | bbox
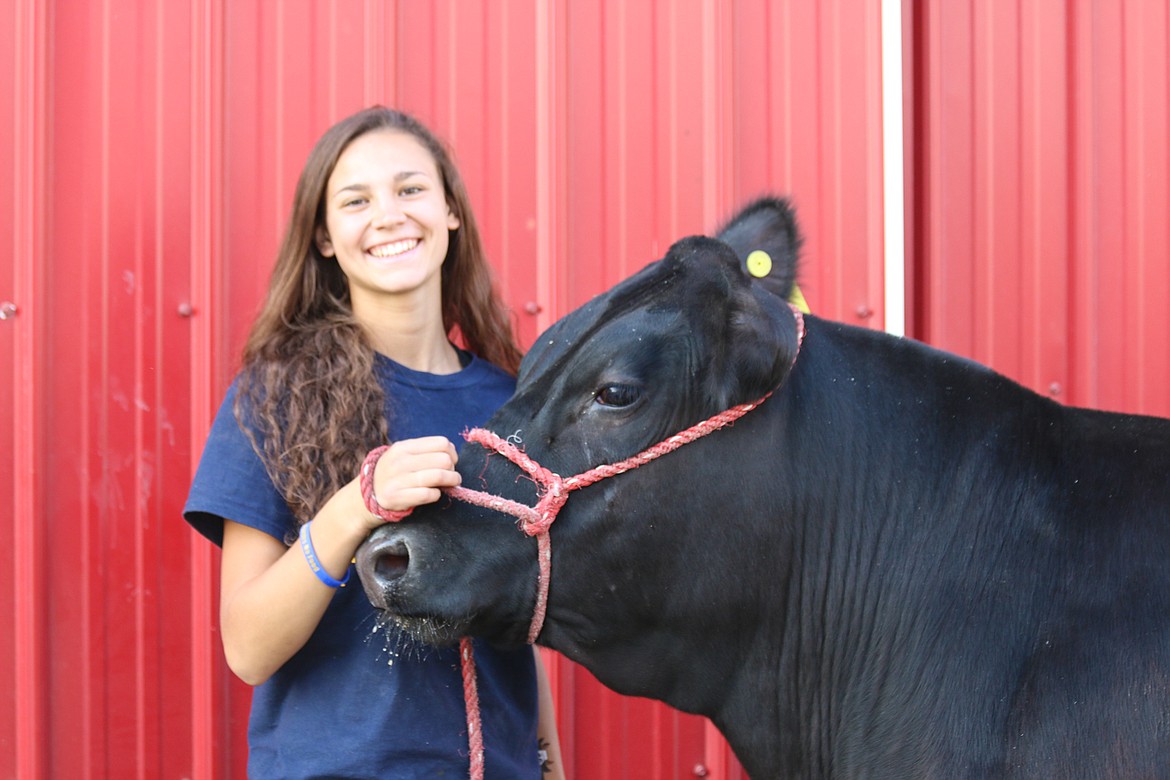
[366,436,461,524]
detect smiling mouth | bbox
[368,238,420,258]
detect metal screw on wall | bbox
[692,764,709,777]
[0,302,18,320]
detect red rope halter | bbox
[362,307,805,779]
[450,307,804,643]
[449,385,783,641]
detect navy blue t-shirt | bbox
[184,352,541,779]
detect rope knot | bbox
[528,475,569,536]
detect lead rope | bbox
[362,307,805,779]
[460,638,484,778]
[361,453,486,779]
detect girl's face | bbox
[316,130,460,316]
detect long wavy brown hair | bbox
[235,106,522,527]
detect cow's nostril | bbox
[375,547,410,582]
[356,534,415,609]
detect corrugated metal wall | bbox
[913,0,1170,416]
[2,1,1166,778]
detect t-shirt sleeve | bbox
[183,382,296,547]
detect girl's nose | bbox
[371,195,405,227]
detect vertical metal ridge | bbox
[700,0,734,231]
[189,0,225,776]
[827,0,845,316]
[274,1,286,221]
[1119,0,1141,409]
[95,0,112,761]
[134,8,159,773]
[12,0,47,775]
[1125,0,1170,415]
[535,0,566,334]
[148,4,172,768]
[1067,0,1096,407]
[364,0,389,106]
[614,3,630,281]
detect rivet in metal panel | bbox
[524,301,543,315]
[0,301,17,320]
[1049,382,1062,397]
[855,304,873,320]
[692,764,709,777]
[178,302,194,317]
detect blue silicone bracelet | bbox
[298,521,351,588]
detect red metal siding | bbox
[1072,0,1170,417]
[4,0,50,778]
[557,0,886,330]
[38,1,215,776]
[0,1,885,777]
[550,4,887,775]
[913,0,1170,416]
[5,1,1166,778]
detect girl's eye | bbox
[341,197,367,208]
[400,185,423,196]
[594,384,641,408]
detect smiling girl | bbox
[184,106,564,779]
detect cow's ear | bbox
[706,268,803,409]
[715,196,802,302]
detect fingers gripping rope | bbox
[359,446,414,523]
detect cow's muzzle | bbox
[355,525,411,610]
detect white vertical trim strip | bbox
[881,0,907,336]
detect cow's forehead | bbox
[518,302,686,400]
[520,239,744,381]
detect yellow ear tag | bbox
[788,285,811,314]
[746,250,773,278]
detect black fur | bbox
[358,197,1170,779]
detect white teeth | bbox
[368,239,419,258]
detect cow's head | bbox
[357,196,804,706]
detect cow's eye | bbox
[594,383,641,408]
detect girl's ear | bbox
[315,226,335,258]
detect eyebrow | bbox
[332,170,432,196]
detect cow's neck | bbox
[722,321,1062,777]
[546,320,1056,778]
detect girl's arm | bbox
[218,436,461,685]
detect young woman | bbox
[184,106,564,779]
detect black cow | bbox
[357,197,1170,778]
